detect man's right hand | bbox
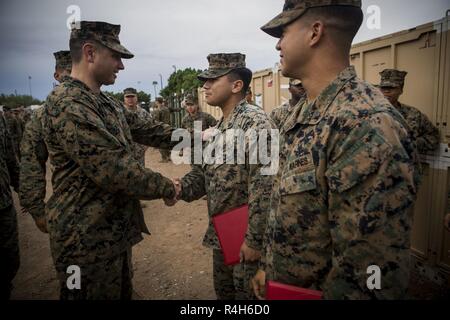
[164,178,182,206]
[35,216,48,233]
[251,269,266,300]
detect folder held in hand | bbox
[212,204,249,266]
[266,281,323,300]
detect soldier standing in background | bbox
[245,87,259,108]
[270,78,306,128]
[252,0,420,300]
[3,106,23,160]
[181,93,217,166]
[181,93,217,133]
[0,111,20,299]
[379,69,440,154]
[19,50,72,233]
[153,97,172,162]
[123,87,152,166]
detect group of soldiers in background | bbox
[1,105,32,161]
[1,0,450,301]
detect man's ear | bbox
[310,20,325,47]
[231,80,244,94]
[82,42,96,63]
[53,71,59,82]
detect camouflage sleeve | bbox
[244,115,275,251]
[417,113,440,153]
[180,164,207,202]
[151,109,160,122]
[3,118,20,191]
[123,107,178,149]
[323,113,418,299]
[52,99,175,200]
[269,107,284,130]
[19,116,47,219]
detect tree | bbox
[0,94,43,107]
[160,68,202,98]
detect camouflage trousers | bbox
[0,205,20,300]
[212,249,258,300]
[57,248,133,300]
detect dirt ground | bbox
[11,148,216,300]
[9,148,449,300]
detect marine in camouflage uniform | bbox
[41,21,178,300]
[255,0,420,300]
[270,78,306,128]
[3,106,23,160]
[379,69,440,154]
[19,50,72,232]
[181,94,217,165]
[180,53,274,300]
[245,88,260,108]
[153,97,172,162]
[123,87,152,166]
[0,112,20,299]
[181,94,217,132]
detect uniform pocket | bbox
[280,169,317,195]
[326,131,393,193]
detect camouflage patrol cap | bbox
[123,87,137,96]
[53,50,72,70]
[379,69,408,88]
[198,53,247,81]
[184,94,197,105]
[70,21,134,59]
[261,0,362,38]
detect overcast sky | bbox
[0,0,449,101]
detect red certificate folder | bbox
[266,281,323,300]
[212,204,249,266]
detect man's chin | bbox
[104,79,116,86]
[281,66,293,79]
[205,98,216,106]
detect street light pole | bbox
[159,74,163,90]
[152,81,158,101]
[28,75,32,97]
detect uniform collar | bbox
[284,66,357,131]
[217,99,247,130]
[62,76,118,106]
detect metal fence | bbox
[165,94,187,128]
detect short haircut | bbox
[226,68,253,95]
[69,38,104,64]
[156,97,164,103]
[301,6,363,50]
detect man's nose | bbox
[118,59,124,70]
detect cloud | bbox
[0,0,448,100]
